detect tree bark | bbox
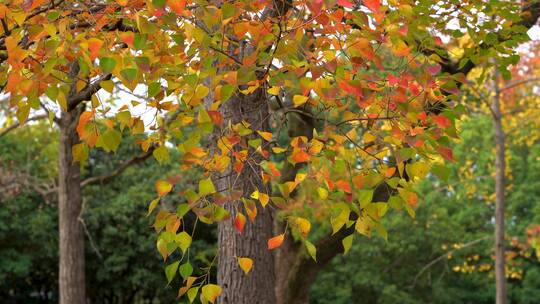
[58,106,86,304]
[216,88,276,304]
[492,68,507,304]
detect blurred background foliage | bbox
[1,113,539,303]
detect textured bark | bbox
[216,88,276,304]
[492,69,507,304]
[58,106,86,304]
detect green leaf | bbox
[342,234,353,255]
[305,240,317,261]
[99,57,116,73]
[120,68,138,82]
[176,231,192,253]
[179,262,193,279]
[177,203,190,218]
[153,146,170,164]
[165,261,180,284]
[357,189,374,208]
[198,178,216,196]
[99,129,121,152]
[187,286,200,303]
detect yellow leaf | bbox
[237,257,253,274]
[259,192,270,208]
[257,131,273,141]
[292,217,311,237]
[293,95,309,107]
[156,180,173,197]
[201,284,221,304]
[267,86,280,95]
[317,187,328,199]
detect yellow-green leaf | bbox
[201,284,222,304]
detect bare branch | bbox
[409,235,492,288]
[500,76,540,92]
[0,114,48,138]
[80,145,156,187]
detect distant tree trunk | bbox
[491,67,507,304]
[58,106,86,303]
[216,88,276,304]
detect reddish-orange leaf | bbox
[364,0,380,12]
[267,234,284,250]
[336,180,352,194]
[337,0,353,8]
[292,150,310,163]
[87,38,103,61]
[433,115,451,129]
[234,213,246,233]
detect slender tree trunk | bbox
[216,88,276,304]
[492,68,507,304]
[58,106,86,304]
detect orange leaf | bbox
[292,150,310,163]
[120,32,134,48]
[237,257,253,274]
[234,213,246,233]
[87,38,103,61]
[167,0,186,15]
[268,234,284,250]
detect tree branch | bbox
[80,145,156,188]
[0,114,48,138]
[409,235,492,288]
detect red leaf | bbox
[234,213,246,233]
[433,115,451,129]
[437,146,454,162]
[307,0,323,15]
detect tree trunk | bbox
[492,68,507,304]
[58,106,86,304]
[216,88,276,304]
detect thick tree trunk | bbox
[492,71,507,304]
[216,89,276,304]
[58,106,86,304]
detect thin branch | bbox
[68,73,112,110]
[80,145,156,187]
[0,114,48,138]
[500,77,540,92]
[409,235,492,288]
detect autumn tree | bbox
[1,1,539,303]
